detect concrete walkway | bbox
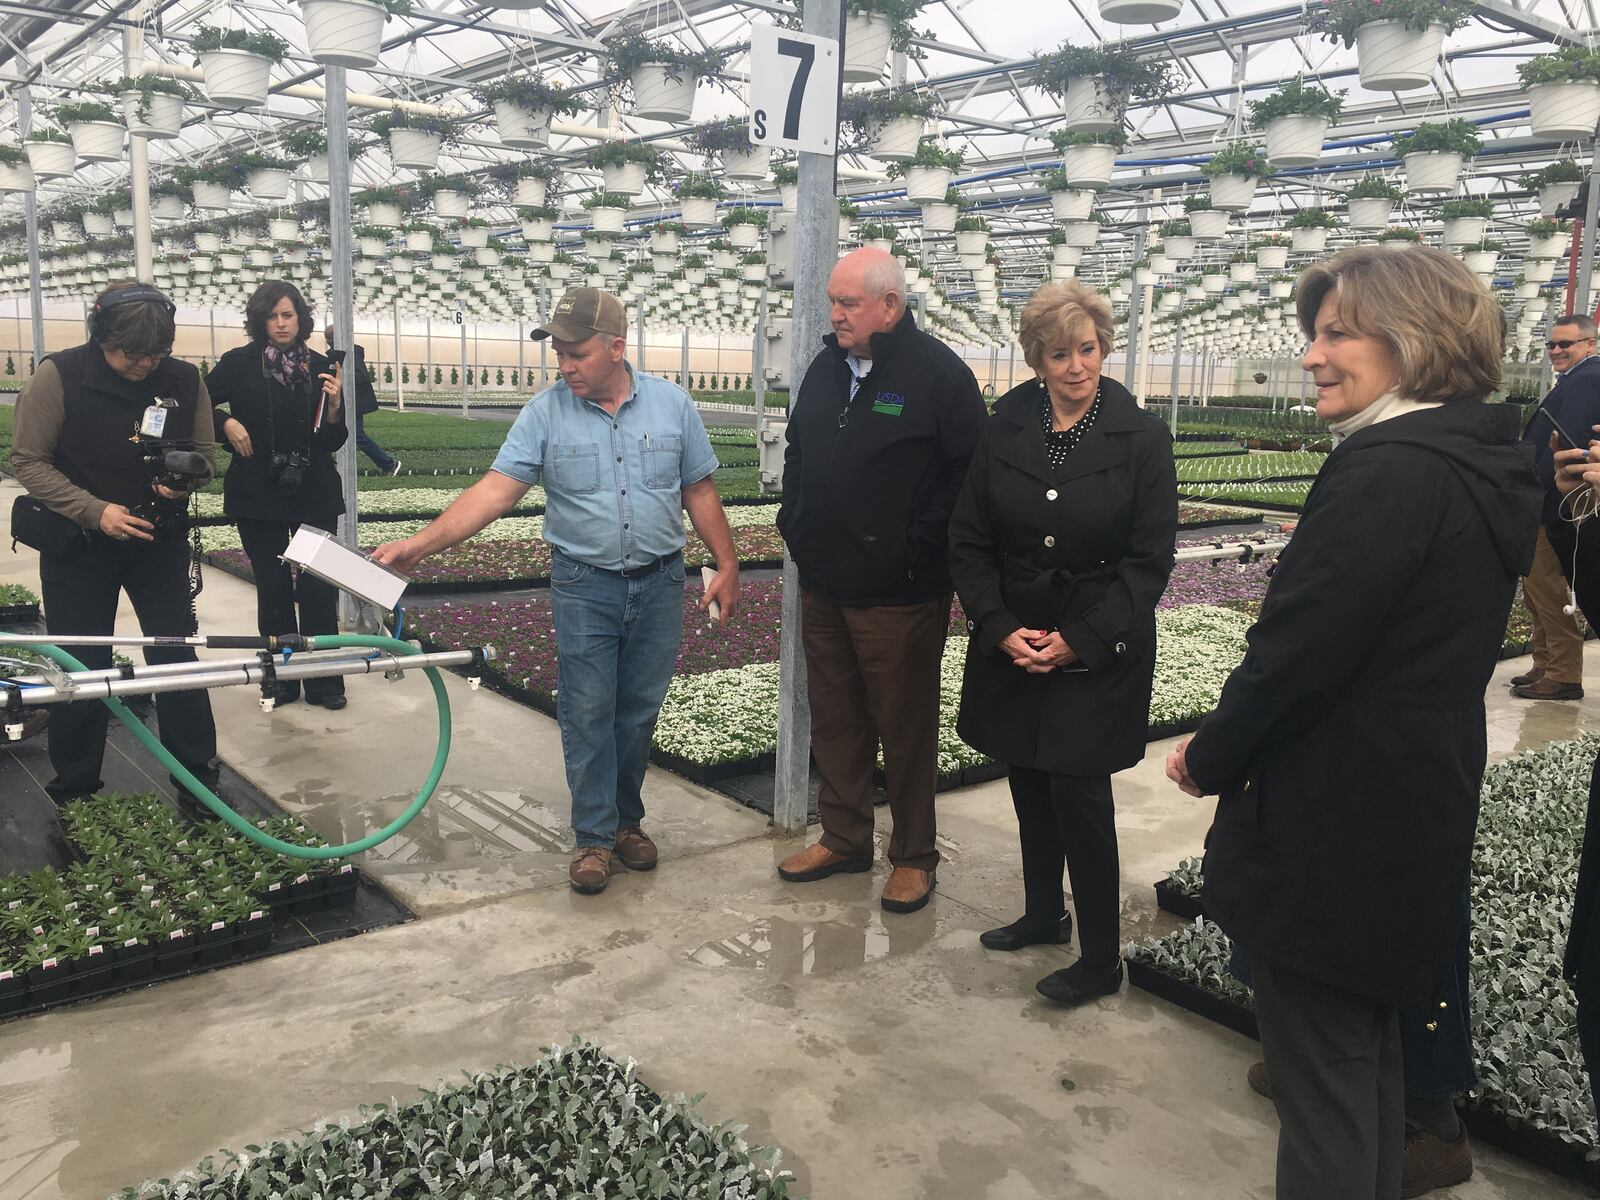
[0,476,1592,1199]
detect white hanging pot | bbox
[194,230,223,253]
[1048,189,1094,222]
[1514,280,1540,299]
[459,225,490,248]
[1355,20,1444,92]
[1060,77,1118,134]
[1208,173,1258,211]
[1096,0,1182,23]
[191,181,233,210]
[388,128,443,170]
[650,229,679,254]
[1063,220,1100,248]
[901,164,952,204]
[727,223,762,250]
[1229,261,1257,284]
[82,213,114,237]
[1290,227,1329,253]
[300,0,385,68]
[495,101,552,150]
[113,207,135,228]
[1270,280,1294,299]
[681,196,717,228]
[1263,115,1328,167]
[1464,249,1499,274]
[954,229,989,256]
[358,235,387,256]
[722,143,770,180]
[433,189,471,220]
[1255,244,1289,269]
[1529,232,1571,259]
[1061,143,1115,189]
[199,48,274,108]
[1162,235,1195,260]
[152,194,184,220]
[630,64,697,122]
[1191,209,1230,238]
[1524,257,1558,284]
[0,162,34,193]
[842,12,892,83]
[779,183,799,210]
[920,202,956,233]
[26,140,75,179]
[475,247,501,267]
[1049,262,1075,282]
[1441,216,1488,246]
[1347,197,1394,228]
[521,216,555,241]
[510,177,546,208]
[247,167,291,199]
[302,153,329,183]
[601,161,647,196]
[363,200,403,227]
[269,217,299,241]
[1051,243,1082,266]
[405,229,433,252]
[1402,150,1463,193]
[1541,181,1582,217]
[69,120,125,164]
[1528,82,1600,141]
[120,90,184,140]
[590,205,626,233]
[870,115,923,162]
[1202,272,1226,294]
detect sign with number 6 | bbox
[748,24,839,156]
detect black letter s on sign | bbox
[753,109,767,140]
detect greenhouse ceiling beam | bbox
[406,5,603,54]
[1471,0,1592,42]
[0,0,148,79]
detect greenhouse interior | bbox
[2,0,1600,1195]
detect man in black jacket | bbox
[326,326,400,475]
[775,247,986,913]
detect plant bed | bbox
[1154,878,1205,920]
[1125,956,1259,1040]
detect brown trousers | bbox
[801,588,949,871]
[1524,525,1584,685]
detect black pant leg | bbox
[236,519,297,640]
[1546,518,1600,629]
[122,532,217,783]
[37,543,122,795]
[293,518,343,702]
[1580,995,1600,1128]
[1049,773,1121,968]
[1008,766,1068,924]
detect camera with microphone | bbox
[267,448,311,494]
[134,438,214,530]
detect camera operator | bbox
[9,280,220,803]
[206,281,349,710]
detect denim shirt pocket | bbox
[550,443,601,494]
[641,433,683,490]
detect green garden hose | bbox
[18,633,451,861]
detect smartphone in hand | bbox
[702,566,720,622]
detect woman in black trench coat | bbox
[948,279,1177,1007]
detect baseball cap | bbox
[530,287,627,342]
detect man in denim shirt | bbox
[374,288,741,894]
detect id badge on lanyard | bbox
[140,397,177,438]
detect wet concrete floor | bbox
[0,478,1593,1199]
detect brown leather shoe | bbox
[1511,677,1584,701]
[569,846,612,894]
[614,826,658,871]
[1401,1119,1472,1198]
[777,842,872,882]
[1247,1061,1273,1099]
[881,866,936,913]
[1510,665,1545,687]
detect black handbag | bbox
[11,495,91,556]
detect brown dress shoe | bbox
[614,826,658,871]
[881,866,936,913]
[1401,1119,1472,1198]
[1247,1061,1273,1099]
[777,842,872,882]
[569,846,612,895]
[1510,677,1584,701]
[1510,665,1545,687]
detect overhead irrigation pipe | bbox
[0,633,495,860]
[1172,539,1290,565]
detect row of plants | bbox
[1172,449,1327,484]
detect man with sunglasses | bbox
[9,280,220,812]
[1514,314,1600,701]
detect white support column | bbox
[394,301,405,411]
[459,308,468,417]
[16,55,44,367]
[121,24,154,284]
[326,64,361,628]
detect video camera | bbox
[134,437,213,530]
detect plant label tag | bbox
[122,938,138,949]
[88,945,102,957]
[86,926,99,938]
[42,957,57,970]
[268,881,282,892]
[168,930,184,942]
[210,921,225,932]
[0,970,12,981]
[250,910,264,921]
[295,873,311,885]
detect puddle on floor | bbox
[686,910,934,976]
[275,786,574,864]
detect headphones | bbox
[88,283,176,345]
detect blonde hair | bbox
[1018,281,1114,373]
[1295,245,1502,404]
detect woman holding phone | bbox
[206,280,351,710]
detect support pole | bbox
[425,315,433,394]
[681,326,690,390]
[1170,321,1182,437]
[1134,281,1155,407]
[120,28,153,284]
[774,0,845,834]
[208,307,216,362]
[394,300,405,411]
[1577,138,1600,314]
[1124,229,1147,392]
[326,64,360,628]
[16,56,43,368]
[516,316,524,390]
[1007,339,1016,391]
[459,309,468,418]
[635,299,646,371]
[754,286,769,427]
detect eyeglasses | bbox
[1546,338,1596,351]
[118,349,169,366]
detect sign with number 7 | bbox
[748,24,839,156]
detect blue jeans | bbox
[356,414,396,472]
[550,548,685,848]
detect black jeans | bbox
[38,530,217,796]
[236,517,342,702]
[1008,767,1120,966]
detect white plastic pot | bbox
[303,154,329,183]
[359,235,388,256]
[199,48,274,108]
[388,128,443,171]
[602,161,648,196]
[1290,227,1329,253]
[1524,257,1558,284]
[25,140,75,179]
[1355,20,1444,92]
[921,203,956,233]
[1441,216,1488,246]
[1202,273,1227,294]
[1061,143,1116,189]
[1540,181,1582,217]
[1162,235,1195,260]
[69,120,125,164]
[1530,81,1600,141]
[433,189,471,220]
[0,162,34,193]
[630,63,697,122]
[1190,209,1230,238]
[1263,114,1328,167]
[1063,220,1100,248]
[1208,173,1259,211]
[191,181,232,210]
[1347,197,1394,228]
[494,100,552,150]
[722,144,770,180]
[1402,150,1463,193]
[1255,244,1289,270]
[1060,77,1118,134]
[681,196,718,228]
[247,167,291,199]
[1049,263,1076,282]
[901,164,952,204]
[301,0,385,68]
[779,183,799,211]
[1229,262,1257,284]
[82,213,114,237]
[954,229,990,256]
[1270,280,1294,299]
[459,225,490,248]
[269,217,300,242]
[650,229,680,254]
[727,222,763,250]
[120,90,184,140]
[1049,189,1094,222]
[1096,0,1182,22]
[1051,243,1083,266]
[1530,232,1571,259]
[870,115,923,162]
[405,229,434,252]
[363,201,404,228]
[151,194,185,220]
[842,12,893,83]
[589,205,626,233]
[1464,249,1499,274]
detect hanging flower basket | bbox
[1228,261,1257,284]
[1162,234,1195,260]
[269,217,300,241]
[1061,77,1120,133]
[1463,248,1499,274]
[870,115,923,161]
[1441,216,1487,246]
[1347,197,1394,228]
[82,212,115,237]
[1354,21,1445,92]
[589,205,627,233]
[954,227,990,256]
[194,230,224,253]
[459,224,491,248]
[1190,209,1229,238]
[1096,0,1183,23]
[495,101,552,149]
[362,200,404,227]
[433,189,471,220]
[1523,256,1558,284]
[0,161,34,193]
[1528,230,1571,259]
[120,90,185,139]
[388,128,443,170]
[1061,143,1116,189]
[521,215,555,241]
[152,193,185,220]
[1048,188,1094,222]
[1063,219,1100,248]
[1540,180,1581,216]
[1255,243,1289,269]
[601,161,648,196]
[300,0,388,69]
[198,49,275,108]
[68,120,125,163]
[721,144,770,180]
[512,177,547,208]
[1402,150,1462,193]
[1290,227,1329,253]
[247,167,291,199]
[727,222,763,250]
[631,64,698,122]
[901,165,951,203]
[1208,173,1258,210]
[26,139,75,178]
[302,153,330,182]
[191,180,233,210]
[1528,82,1600,141]
[1051,243,1083,266]
[842,12,893,83]
[1262,115,1328,166]
[920,202,957,233]
[680,196,717,228]
[1270,279,1294,299]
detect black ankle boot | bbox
[980,912,1073,951]
[1036,957,1124,1006]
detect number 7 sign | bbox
[748,24,839,156]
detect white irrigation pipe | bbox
[1173,539,1289,564]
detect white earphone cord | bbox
[1559,486,1593,616]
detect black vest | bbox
[47,343,202,513]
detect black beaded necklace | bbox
[1040,379,1102,469]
